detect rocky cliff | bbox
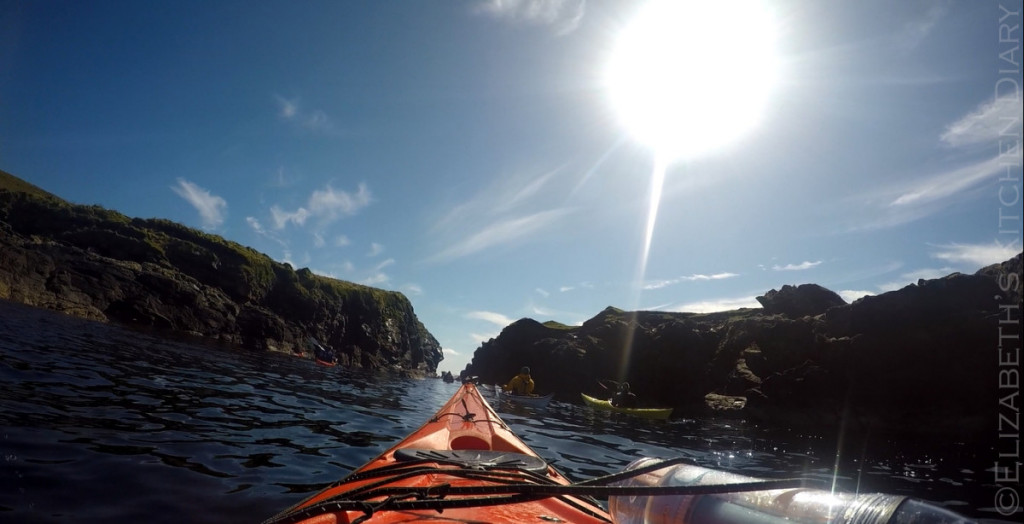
[466,254,1022,440]
[0,170,443,373]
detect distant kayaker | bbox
[610,382,638,408]
[503,366,535,396]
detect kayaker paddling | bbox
[503,366,534,396]
[610,381,638,408]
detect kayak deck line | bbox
[264,454,818,524]
[264,382,978,523]
[264,382,617,523]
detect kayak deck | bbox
[265,383,612,523]
[580,393,673,420]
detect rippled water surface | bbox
[0,300,1006,522]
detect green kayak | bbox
[580,393,673,420]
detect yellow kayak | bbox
[580,393,673,420]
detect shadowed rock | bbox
[0,169,442,374]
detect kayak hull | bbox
[580,393,673,420]
[266,383,611,524]
[497,389,554,407]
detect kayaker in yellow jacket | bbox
[503,366,534,395]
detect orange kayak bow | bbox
[263,381,613,524]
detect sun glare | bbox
[606,0,780,161]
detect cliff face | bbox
[467,254,1022,439]
[0,170,442,373]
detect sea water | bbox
[0,299,1002,523]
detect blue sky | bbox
[2,0,1021,374]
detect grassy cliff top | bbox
[0,168,407,308]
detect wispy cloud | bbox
[359,258,396,286]
[428,209,572,263]
[941,94,1023,148]
[473,0,585,36]
[930,241,1021,269]
[171,178,227,230]
[368,242,385,257]
[275,95,334,133]
[889,155,1004,207]
[362,274,389,286]
[535,288,550,297]
[643,272,738,290]
[402,283,423,296]
[271,183,371,230]
[496,165,564,213]
[895,1,949,51]
[443,347,460,356]
[669,296,762,313]
[772,261,821,271]
[878,267,955,292]
[466,311,514,327]
[470,331,499,344]
[246,216,266,235]
[848,94,1021,231]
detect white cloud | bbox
[246,216,266,234]
[941,94,1024,148]
[878,267,956,292]
[930,241,1021,268]
[669,296,762,313]
[643,272,739,290]
[535,287,550,297]
[772,261,821,271]
[171,178,227,230]
[848,93,1021,232]
[443,347,461,356]
[275,95,334,132]
[361,272,390,286]
[890,155,1004,208]
[559,286,574,292]
[309,183,372,220]
[839,289,874,303]
[271,183,371,230]
[312,232,325,248]
[428,209,571,263]
[270,205,311,229]
[374,258,395,271]
[497,166,564,213]
[466,311,514,327]
[474,0,585,35]
[276,95,298,119]
[403,284,423,296]
[470,331,499,344]
[368,242,385,257]
[335,235,351,247]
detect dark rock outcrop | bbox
[0,170,442,373]
[756,283,846,318]
[466,253,1022,440]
